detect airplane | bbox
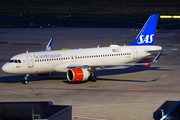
[2,14,163,84]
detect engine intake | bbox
[67,68,91,82]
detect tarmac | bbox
[0,28,180,120]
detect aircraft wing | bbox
[146,48,177,63]
[146,49,162,53]
[67,49,164,70]
[146,48,177,53]
[67,63,150,70]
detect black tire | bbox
[23,80,28,84]
[90,76,97,82]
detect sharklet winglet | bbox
[153,50,163,63]
[45,37,53,51]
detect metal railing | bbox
[0,105,42,120]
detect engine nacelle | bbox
[67,68,91,82]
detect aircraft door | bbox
[132,48,138,59]
[26,55,34,67]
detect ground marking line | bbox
[74,102,162,109]
[73,116,106,120]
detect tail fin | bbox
[129,14,159,46]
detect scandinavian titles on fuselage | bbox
[33,53,62,59]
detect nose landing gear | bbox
[23,74,29,84]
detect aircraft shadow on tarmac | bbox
[0,57,174,84]
[94,57,174,83]
[0,65,174,84]
[95,58,173,77]
[95,65,161,76]
[94,66,169,83]
[0,73,66,84]
[97,77,159,83]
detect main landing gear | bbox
[88,69,97,82]
[89,75,97,82]
[23,74,29,84]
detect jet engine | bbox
[67,68,91,82]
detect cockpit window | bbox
[8,59,21,63]
[9,60,14,63]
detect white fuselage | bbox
[2,45,162,75]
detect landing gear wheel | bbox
[23,74,29,84]
[23,80,28,84]
[89,76,97,82]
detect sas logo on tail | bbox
[137,34,154,44]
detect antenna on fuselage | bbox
[26,50,28,53]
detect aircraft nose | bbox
[2,63,11,73]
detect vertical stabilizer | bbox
[129,14,159,46]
